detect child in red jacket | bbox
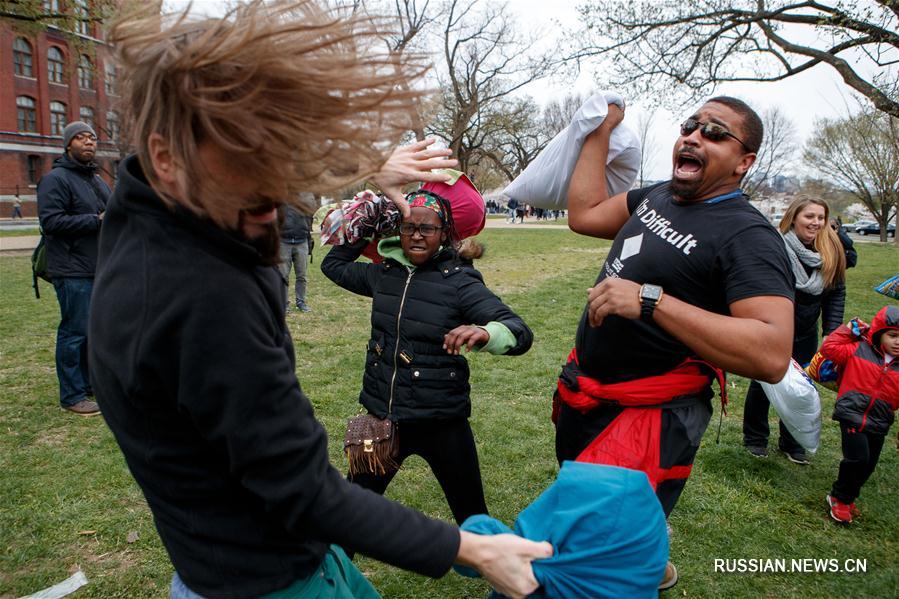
[820,305,899,523]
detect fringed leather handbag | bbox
[344,414,400,477]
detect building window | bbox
[17,96,37,132]
[106,110,120,142]
[104,62,117,95]
[27,155,42,184]
[48,47,65,84]
[78,55,94,89]
[74,0,91,36]
[50,101,67,136]
[80,106,95,129]
[43,0,61,13]
[13,38,33,77]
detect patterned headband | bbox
[405,190,446,221]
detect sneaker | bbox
[658,561,678,591]
[782,448,809,465]
[745,445,768,458]
[63,399,101,416]
[826,494,852,524]
[296,302,312,313]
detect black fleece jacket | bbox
[37,153,110,278]
[795,283,846,338]
[89,156,458,598]
[321,240,533,421]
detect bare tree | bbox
[542,92,590,136]
[427,0,554,172]
[479,96,552,180]
[743,106,798,198]
[570,1,899,118]
[635,109,657,188]
[804,110,899,242]
[355,0,443,140]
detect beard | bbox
[669,174,701,201]
[236,211,282,266]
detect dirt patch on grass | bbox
[33,426,69,448]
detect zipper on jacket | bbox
[860,362,895,431]
[387,267,414,415]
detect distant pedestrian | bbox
[507,197,519,223]
[280,199,314,312]
[831,217,857,268]
[37,121,110,416]
[11,198,23,219]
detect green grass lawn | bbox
[1,230,897,598]
[0,228,40,237]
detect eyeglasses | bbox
[680,118,751,152]
[399,223,443,237]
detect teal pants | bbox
[261,546,380,599]
[170,546,380,599]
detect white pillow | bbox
[503,91,641,209]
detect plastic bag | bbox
[758,359,821,453]
[503,91,641,209]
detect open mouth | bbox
[242,202,279,225]
[674,152,704,179]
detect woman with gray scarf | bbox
[743,196,846,464]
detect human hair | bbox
[707,96,763,154]
[779,195,846,286]
[109,0,429,216]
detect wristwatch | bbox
[639,284,664,323]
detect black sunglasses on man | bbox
[680,118,752,153]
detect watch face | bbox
[641,285,662,301]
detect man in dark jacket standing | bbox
[37,121,110,416]
[280,199,314,311]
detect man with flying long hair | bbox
[88,2,550,598]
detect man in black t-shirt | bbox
[556,97,794,591]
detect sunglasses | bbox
[399,223,443,237]
[680,118,751,152]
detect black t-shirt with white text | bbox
[575,182,794,383]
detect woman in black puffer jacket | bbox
[743,196,846,464]
[322,190,532,524]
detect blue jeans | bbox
[279,241,309,307]
[52,277,93,407]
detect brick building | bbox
[1,5,120,218]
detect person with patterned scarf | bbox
[743,196,846,464]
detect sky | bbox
[509,0,877,180]
[166,0,887,181]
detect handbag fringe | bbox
[346,443,399,477]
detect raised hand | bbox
[370,138,458,217]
